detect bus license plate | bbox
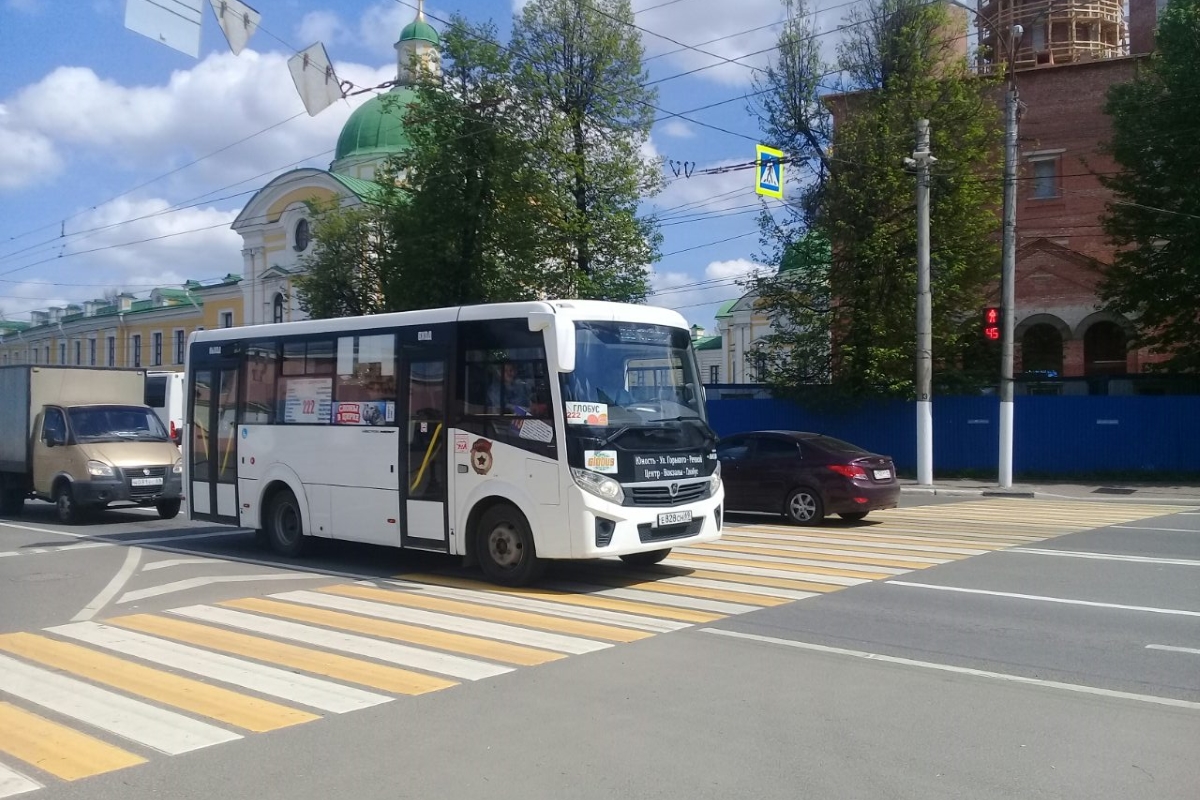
[131,477,163,487]
[656,510,692,528]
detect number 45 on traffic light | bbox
[983,307,1001,341]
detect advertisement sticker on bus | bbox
[333,401,392,426]
[584,450,618,474]
[566,402,608,425]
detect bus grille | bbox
[628,481,709,507]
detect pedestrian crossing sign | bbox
[755,144,784,199]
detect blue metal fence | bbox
[704,396,1200,475]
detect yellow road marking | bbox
[398,574,722,623]
[670,553,891,580]
[221,597,564,667]
[698,542,944,570]
[0,633,316,733]
[107,614,455,696]
[322,585,653,643]
[0,701,146,781]
[728,527,1023,549]
[721,534,977,559]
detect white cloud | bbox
[297,10,349,47]
[62,197,242,285]
[659,119,694,138]
[1,51,393,195]
[0,107,62,188]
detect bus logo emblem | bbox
[669,483,679,498]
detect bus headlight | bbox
[710,460,722,493]
[571,468,625,504]
[87,460,115,478]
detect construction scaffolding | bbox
[976,0,1128,71]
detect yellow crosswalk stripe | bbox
[320,585,654,643]
[647,567,845,593]
[697,542,944,570]
[722,534,977,559]
[220,597,565,667]
[399,574,723,623]
[0,633,317,733]
[671,553,892,581]
[729,527,1019,549]
[559,571,789,606]
[107,614,456,696]
[0,701,146,781]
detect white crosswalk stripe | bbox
[676,547,911,574]
[46,621,392,714]
[538,581,761,615]
[167,605,514,680]
[0,652,240,755]
[270,590,611,655]
[0,764,39,799]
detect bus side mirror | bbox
[529,313,575,374]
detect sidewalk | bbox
[900,478,1200,505]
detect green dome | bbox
[334,87,417,162]
[399,19,440,45]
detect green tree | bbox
[1099,0,1200,371]
[296,18,559,318]
[510,0,660,301]
[820,0,1002,397]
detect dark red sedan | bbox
[716,430,900,525]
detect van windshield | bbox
[67,406,170,443]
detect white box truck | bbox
[0,366,184,523]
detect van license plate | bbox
[131,477,163,487]
[656,511,692,527]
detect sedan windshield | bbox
[561,321,706,425]
[68,406,169,442]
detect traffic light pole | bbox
[999,82,1019,488]
[914,119,934,487]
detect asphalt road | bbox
[0,495,1197,799]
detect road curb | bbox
[901,486,1200,505]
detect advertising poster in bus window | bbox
[283,378,333,424]
[333,401,395,426]
[565,402,608,425]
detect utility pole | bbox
[913,118,935,486]
[998,34,1022,489]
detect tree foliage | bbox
[749,0,1003,401]
[297,8,658,319]
[510,0,660,300]
[1099,0,1200,371]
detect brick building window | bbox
[152,332,163,366]
[709,365,719,384]
[132,335,142,368]
[174,330,185,364]
[88,338,96,366]
[220,311,234,328]
[1031,157,1060,199]
[107,336,116,367]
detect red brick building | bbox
[827,0,1169,383]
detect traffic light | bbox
[983,307,1001,341]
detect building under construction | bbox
[977,0,1128,71]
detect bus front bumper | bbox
[567,484,724,559]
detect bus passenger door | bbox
[401,344,449,551]
[189,360,240,524]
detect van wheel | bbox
[55,484,82,525]
[620,549,672,566]
[476,504,545,586]
[156,499,182,519]
[265,489,307,557]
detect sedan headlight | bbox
[172,459,183,474]
[571,467,625,504]
[87,460,115,478]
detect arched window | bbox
[1084,321,1127,376]
[273,293,285,324]
[293,219,310,252]
[1021,324,1064,376]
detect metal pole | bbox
[914,118,933,486]
[999,81,1018,488]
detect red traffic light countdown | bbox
[983,307,1001,341]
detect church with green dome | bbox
[229,1,440,326]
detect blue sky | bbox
[0,0,858,332]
